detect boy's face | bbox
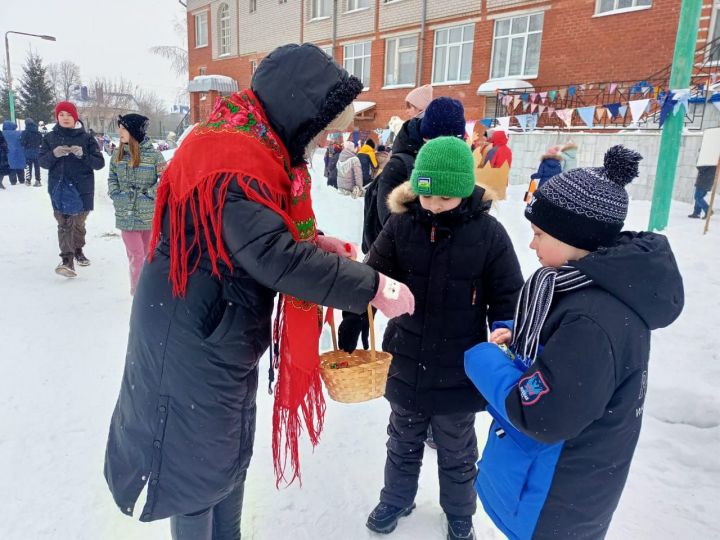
[57,111,75,128]
[529,224,589,267]
[419,195,462,214]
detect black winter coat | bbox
[696,165,716,192]
[39,124,105,211]
[366,182,524,415]
[21,121,43,159]
[362,118,423,251]
[0,132,9,176]
[104,44,378,522]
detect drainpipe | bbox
[416,0,427,85]
[332,0,338,60]
[178,0,186,7]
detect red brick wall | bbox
[188,0,684,130]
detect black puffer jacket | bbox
[0,132,9,176]
[21,120,44,159]
[362,118,423,251]
[104,44,378,522]
[38,124,105,211]
[696,165,716,192]
[366,182,524,415]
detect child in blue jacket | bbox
[529,145,562,188]
[465,146,684,540]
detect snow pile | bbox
[0,153,717,539]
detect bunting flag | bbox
[556,108,574,128]
[595,107,607,121]
[577,106,596,128]
[524,101,531,112]
[530,103,538,113]
[712,73,720,84]
[548,106,556,116]
[559,88,568,99]
[579,84,586,91]
[497,116,511,131]
[548,90,557,102]
[538,105,546,115]
[516,114,530,131]
[641,86,651,95]
[530,92,538,103]
[568,86,577,97]
[521,93,530,103]
[658,91,675,128]
[514,95,522,109]
[529,114,539,131]
[629,99,650,123]
[342,132,351,142]
[605,103,621,118]
[672,89,690,116]
[380,129,392,145]
[619,105,628,118]
[465,120,477,139]
[540,91,547,101]
[480,118,493,128]
[609,83,617,94]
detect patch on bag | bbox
[416,176,432,195]
[518,371,550,406]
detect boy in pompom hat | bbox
[39,101,105,277]
[341,137,524,539]
[465,146,685,540]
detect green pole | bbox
[648,0,702,231]
[8,89,15,122]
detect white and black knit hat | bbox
[525,145,642,250]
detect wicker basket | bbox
[320,306,392,404]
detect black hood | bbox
[52,123,86,137]
[391,117,424,158]
[251,43,363,167]
[25,120,38,133]
[571,232,684,330]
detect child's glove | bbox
[53,145,72,158]
[316,235,358,260]
[337,310,370,353]
[68,145,84,158]
[371,273,414,319]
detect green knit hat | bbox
[410,136,475,198]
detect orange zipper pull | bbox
[430,225,436,243]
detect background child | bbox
[341,136,524,540]
[465,146,684,540]
[530,145,563,188]
[21,119,44,186]
[336,140,364,198]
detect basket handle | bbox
[327,305,377,362]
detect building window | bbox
[194,12,208,48]
[710,3,720,64]
[199,66,207,75]
[218,3,231,56]
[348,0,369,10]
[251,60,258,74]
[385,35,417,86]
[310,0,332,19]
[344,41,371,89]
[490,13,543,79]
[322,46,334,57]
[250,0,256,13]
[596,0,651,15]
[432,24,474,84]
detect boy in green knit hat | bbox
[339,137,524,539]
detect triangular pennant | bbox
[540,91,547,101]
[609,83,617,94]
[579,84,586,91]
[605,103,621,118]
[465,120,477,139]
[480,118,493,128]
[529,114,539,131]
[516,114,530,131]
[523,101,530,112]
[577,106,596,128]
[559,88,568,99]
[380,129,392,145]
[642,86,650,95]
[555,108,574,128]
[629,99,650,123]
[521,93,530,103]
[548,90,557,102]
[497,116,511,131]
[514,95,522,109]
[548,106,555,116]
[568,86,577,97]
[619,105,628,118]
[595,107,607,121]
[530,92,538,103]
[530,103,538,113]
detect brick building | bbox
[186,0,720,130]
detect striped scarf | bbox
[510,266,592,368]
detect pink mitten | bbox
[371,273,415,319]
[316,235,358,260]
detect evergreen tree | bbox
[0,66,12,121]
[17,52,54,122]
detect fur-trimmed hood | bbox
[387,181,492,216]
[540,152,563,161]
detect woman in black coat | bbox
[0,131,10,189]
[104,44,414,540]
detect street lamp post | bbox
[4,31,56,122]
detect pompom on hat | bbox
[525,145,643,251]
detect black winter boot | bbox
[447,515,475,540]
[75,248,91,266]
[366,502,416,534]
[55,254,77,278]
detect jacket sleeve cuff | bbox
[465,342,523,422]
[491,320,514,332]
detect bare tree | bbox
[151,15,189,107]
[81,77,139,133]
[135,87,168,136]
[47,61,81,101]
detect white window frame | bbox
[310,0,332,20]
[344,41,371,90]
[218,3,232,56]
[384,35,417,88]
[709,2,720,65]
[250,60,258,74]
[594,0,652,17]
[431,24,474,85]
[322,46,334,57]
[194,11,208,48]
[250,0,256,13]
[347,0,370,12]
[489,13,543,80]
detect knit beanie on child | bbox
[525,145,642,251]
[410,136,475,198]
[405,84,433,112]
[420,97,466,140]
[118,113,149,143]
[55,101,79,123]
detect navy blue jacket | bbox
[2,121,26,169]
[21,120,43,160]
[530,154,563,188]
[465,232,683,540]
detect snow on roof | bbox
[353,101,376,115]
[188,75,239,93]
[477,79,534,96]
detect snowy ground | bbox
[1,153,718,540]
